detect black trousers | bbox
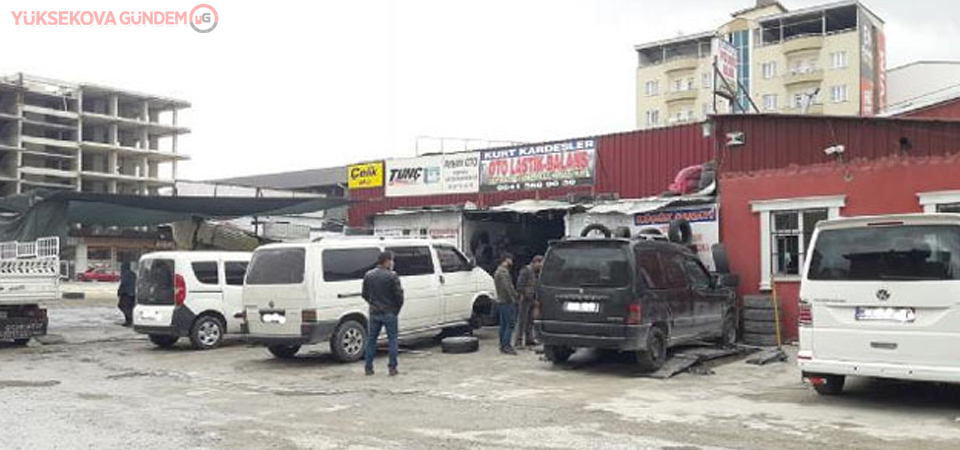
[118,295,135,325]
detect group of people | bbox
[493,253,543,355]
[360,249,544,375]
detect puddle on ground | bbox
[0,379,60,388]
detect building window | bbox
[918,190,960,213]
[702,103,711,117]
[645,110,660,127]
[644,80,659,96]
[702,72,711,89]
[830,85,848,103]
[830,51,848,69]
[792,93,805,109]
[751,196,846,289]
[762,62,777,80]
[686,77,695,90]
[762,94,777,111]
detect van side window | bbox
[323,248,380,282]
[435,246,471,273]
[224,261,248,286]
[681,257,711,288]
[192,261,219,285]
[247,248,306,285]
[636,250,666,289]
[660,252,688,289]
[387,246,435,276]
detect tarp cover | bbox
[0,191,350,242]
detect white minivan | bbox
[133,251,252,350]
[799,213,960,395]
[242,238,497,360]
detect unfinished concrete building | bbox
[0,73,189,197]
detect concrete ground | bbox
[2,287,960,450]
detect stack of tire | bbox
[742,295,781,347]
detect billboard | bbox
[384,153,480,197]
[479,139,596,193]
[712,37,739,98]
[634,205,720,270]
[859,10,883,116]
[347,162,383,190]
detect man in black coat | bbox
[362,251,404,376]
[117,262,136,327]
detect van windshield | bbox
[541,241,631,288]
[808,225,960,281]
[247,248,305,285]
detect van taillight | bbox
[799,300,812,326]
[174,274,187,306]
[626,303,642,325]
[302,309,319,323]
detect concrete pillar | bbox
[109,95,118,117]
[75,239,88,273]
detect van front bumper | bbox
[535,320,649,351]
[800,358,960,384]
[244,320,339,346]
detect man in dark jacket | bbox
[515,255,543,348]
[362,251,404,376]
[117,262,136,327]
[493,253,518,355]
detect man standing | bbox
[362,251,404,376]
[117,262,136,327]
[515,255,543,348]
[493,253,518,355]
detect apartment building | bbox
[636,0,885,129]
[0,73,189,197]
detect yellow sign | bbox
[347,162,384,189]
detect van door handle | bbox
[439,275,445,284]
[337,292,362,299]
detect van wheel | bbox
[544,345,574,364]
[812,374,846,396]
[268,344,301,359]
[636,327,667,373]
[148,335,178,348]
[331,320,366,362]
[12,338,30,346]
[189,315,225,350]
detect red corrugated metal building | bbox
[713,114,960,340]
[348,124,715,226]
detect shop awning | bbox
[0,191,351,242]
[487,199,587,214]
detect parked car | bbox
[535,224,738,372]
[132,251,252,350]
[77,268,120,282]
[242,238,496,361]
[799,213,960,395]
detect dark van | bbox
[535,225,738,372]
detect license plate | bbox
[261,312,287,324]
[855,307,916,323]
[0,319,46,339]
[139,310,162,321]
[564,302,600,313]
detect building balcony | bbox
[665,89,698,103]
[79,141,190,161]
[663,57,700,74]
[783,69,824,87]
[783,34,824,55]
[21,135,79,149]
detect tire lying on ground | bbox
[743,309,777,322]
[441,336,479,354]
[742,332,780,347]
[743,320,779,334]
[743,295,777,310]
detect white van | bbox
[133,251,252,350]
[242,238,497,360]
[799,213,960,395]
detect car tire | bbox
[189,315,225,350]
[743,309,777,321]
[148,334,178,348]
[636,327,667,373]
[268,344,301,359]
[742,332,779,347]
[743,295,776,310]
[716,313,738,347]
[441,336,479,354]
[543,345,574,364]
[743,320,778,334]
[812,374,845,396]
[12,338,30,346]
[330,320,366,362]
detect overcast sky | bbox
[3,0,959,181]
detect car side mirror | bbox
[467,256,477,268]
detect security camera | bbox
[824,144,845,156]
